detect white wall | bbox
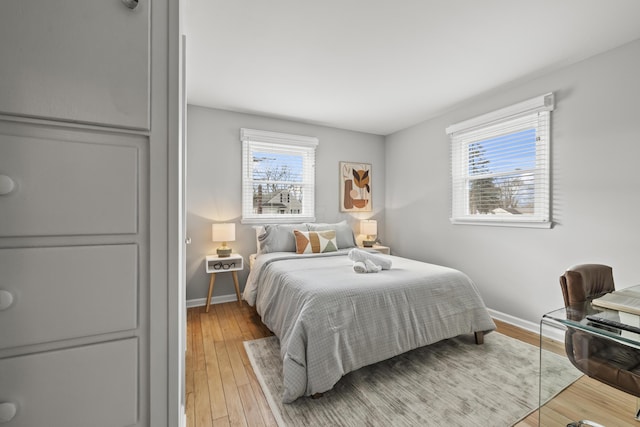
[385,39,640,324]
[186,106,385,301]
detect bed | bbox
[243,222,496,403]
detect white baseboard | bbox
[186,294,239,308]
[488,308,540,334]
[488,307,565,342]
[180,404,186,427]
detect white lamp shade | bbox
[212,223,236,242]
[361,220,377,236]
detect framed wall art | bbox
[340,161,372,212]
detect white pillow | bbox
[253,226,265,253]
[258,224,308,254]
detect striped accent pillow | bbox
[294,229,338,254]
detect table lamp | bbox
[361,220,377,247]
[212,223,235,257]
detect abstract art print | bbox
[340,162,372,212]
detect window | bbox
[240,128,318,224]
[447,93,554,228]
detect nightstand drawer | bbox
[206,254,243,273]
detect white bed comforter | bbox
[243,250,496,403]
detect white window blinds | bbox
[240,128,318,224]
[447,93,554,228]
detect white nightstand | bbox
[359,244,390,255]
[205,253,244,312]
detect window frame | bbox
[240,128,318,224]
[447,93,554,228]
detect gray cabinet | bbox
[0,0,150,129]
[0,0,175,424]
[0,121,148,427]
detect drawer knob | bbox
[0,402,17,423]
[0,175,15,196]
[0,290,13,311]
[122,0,139,9]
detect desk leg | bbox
[206,273,216,313]
[232,271,242,306]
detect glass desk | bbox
[540,288,640,426]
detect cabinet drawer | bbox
[0,0,149,129]
[0,245,137,349]
[0,133,138,237]
[0,338,138,427]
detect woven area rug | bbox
[244,332,580,426]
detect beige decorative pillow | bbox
[294,229,338,254]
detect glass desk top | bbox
[539,285,640,425]
[542,284,640,349]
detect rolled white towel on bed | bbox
[364,259,382,273]
[348,248,392,270]
[353,261,367,273]
[353,259,382,274]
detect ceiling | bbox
[185,0,640,136]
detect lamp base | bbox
[217,247,232,257]
[362,240,375,247]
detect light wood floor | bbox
[186,302,637,427]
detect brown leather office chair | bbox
[560,265,640,414]
[560,264,615,308]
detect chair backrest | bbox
[559,264,615,307]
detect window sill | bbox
[242,216,316,225]
[450,218,552,229]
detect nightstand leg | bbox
[232,271,242,306]
[206,273,216,313]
